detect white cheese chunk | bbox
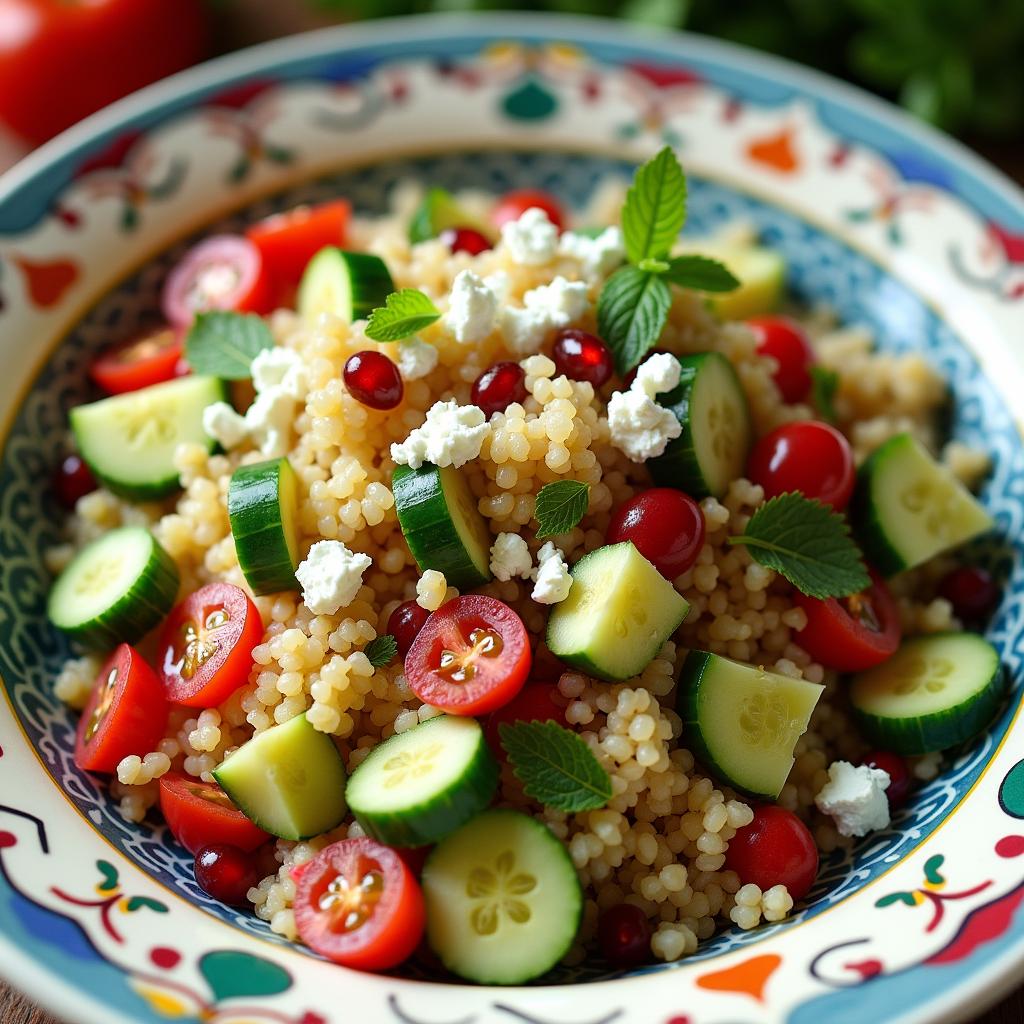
[394,336,438,381]
[531,541,572,604]
[489,533,533,582]
[500,276,590,356]
[606,351,684,462]
[500,207,559,265]
[245,387,297,459]
[633,351,682,398]
[295,540,372,616]
[390,399,491,470]
[250,346,308,401]
[202,401,249,450]
[557,226,626,279]
[815,760,892,837]
[445,269,499,344]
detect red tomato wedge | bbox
[294,837,425,971]
[405,595,531,716]
[159,773,269,855]
[246,200,351,287]
[89,326,184,394]
[159,583,263,707]
[483,683,565,758]
[794,569,901,672]
[493,189,565,232]
[75,644,169,773]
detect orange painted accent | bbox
[697,953,782,1003]
[12,255,78,308]
[746,128,799,173]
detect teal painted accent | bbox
[1000,760,1024,818]
[199,950,293,1002]
[501,78,558,120]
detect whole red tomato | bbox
[0,0,210,145]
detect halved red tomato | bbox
[159,773,269,855]
[492,189,565,232]
[89,326,184,394]
[405,595,531,716]
[75,644,169,773]
[294,837,425,971]
[159,583,263,707]
[246,200,351,287]
[483,682,565,758]
[794,569,901,672]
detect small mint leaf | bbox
[663,254,740,293]
[638,257,670,274]
[811,366,840,423]
[364,634,399,668]
[185,312,275,380]
[622,146,688,264]
[535,480,590,538]
[365,288,440,342]
[597,267,671,376]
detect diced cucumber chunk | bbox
[70,375,228,500]
[850,633,1003,754]
[393,462,492,589]
[408,187,496,245]
[546,542,690,682]
[47,526,180,650]
[696,243,786,321]
[346,716,498,847]
[228,457,300,595]
[422,809,582,984]
[297,247,394,323]
[649,352,752,499]
[853,432,994,576]
[678,650,824,799]
[213,713,347,840]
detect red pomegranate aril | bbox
[439,226,491,256]
[53,454,97,508]
[607,488,705,580]
[747,316,815,403]
[471,362,527,417]
[343,351,404,410]
[725,805,818,901]
[938,566,1000,622]
[552,329,614,388]
[861,750,912,807]
[597,903,652,968]
[388,600,431,658]
[194,844,261,906]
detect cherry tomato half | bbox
[162,235,272,328]
[794,569,901,672]
[294,837,426,971]
[746,316,815,404]
[159,773,269,855]
[74,644,169,773]
[493,189,565,232]
[405,595,531,716]
[159,583,263,707]
[725,805,818,901]
[246,200,351,288]
[89,326,184,394]
[483,682,565,757]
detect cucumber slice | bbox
[408,188,496,245]
[47,526,180,650]
[392,462,492,589]
[648,352,752,499]
[853,432,994,576]
[70,376,228,500]
[698,243,786,321]
[297,247,394,323]
[213,713,347,840]
[678,650,824,799]
[546,541,689,682]
[346,716,498,847]
[850,633,1003,754]
[422,809,582,984]
[228,457,300,596]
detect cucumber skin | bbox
[298,248,394,322]
[228,458,298,596]
[408,188,496,245]
[850,436,913,577]
[392,464,491,589]
[347,718,499,847]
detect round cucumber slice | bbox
[422,809,582,984]
[850,632,1003,754]
[297,247,394,323]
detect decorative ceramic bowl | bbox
[1,14,1023,1024]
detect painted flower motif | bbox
[466,850,536,935]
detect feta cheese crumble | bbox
[607,352,683,462]
[634,351,682,398]
[394,336,438,381]
[446,270,499,344]
[501,276,590,356]
[531,542,572,604]
[416,570,448,611]
[202,402,249,450]
[815,760,891,837]
[557,226,626,279]
[489,533,533,582]
[295,541,372,616]
[390,399,491,470]
[500,207,559,265]
[250,346,308,400]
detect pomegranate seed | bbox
[471,361,527,417]
[53,454,97,508]
[607,488,705,580]
[622,347,671,389]
[746,316,815,404]
[597,903,651,968]
[194,843,261,906]
[439,226,491,256]
[938,566,1000,622]
[388,600,430,657]
[552,329,614,388]
[343,351,403,410]
[861,750,912,807]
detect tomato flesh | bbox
[483,682,565,757]
[493,189,565,232]
[159,583,263,707]
[159,773,269,855]
[725,805,818,901]
[794,569,901,672]
[74,644,169,773]
[89,326,184,394]
[294,837,425,971]
[746,315,815,404]
[246,199,351,288]
[405,595,531,716]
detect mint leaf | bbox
[499,720,612,812]
[365,288,440,342]
[663,254,740,293]
[364,634,398,668]
[597,266,671,375]
[811,366,840,423]
[728,493,870,599]
[622,146,688,264]
[535,480,590,538]
[185,312,274,380]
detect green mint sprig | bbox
[811,366,840,423]
[535,480,591,538]
[364,634,398,668]
[185,312,275,379]
[365,288,440,342]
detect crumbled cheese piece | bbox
[557,226,626,279]
[484,270,510,301]
[606,351,684,462]
[416,570,448,611]
[390,399,490,470]
[500,276,590,355]
[446,270,499,344]
[531,542,572,604]
[815,760,891,837]
[912,751,943,781]
[202,401,249,450]
[489,533,533,582]
[500,207,559,265]
[251,346,308,400]
[246,388,296,459]
[295,541,372,616]
[394,336,438,381]
[634,351,682,398]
